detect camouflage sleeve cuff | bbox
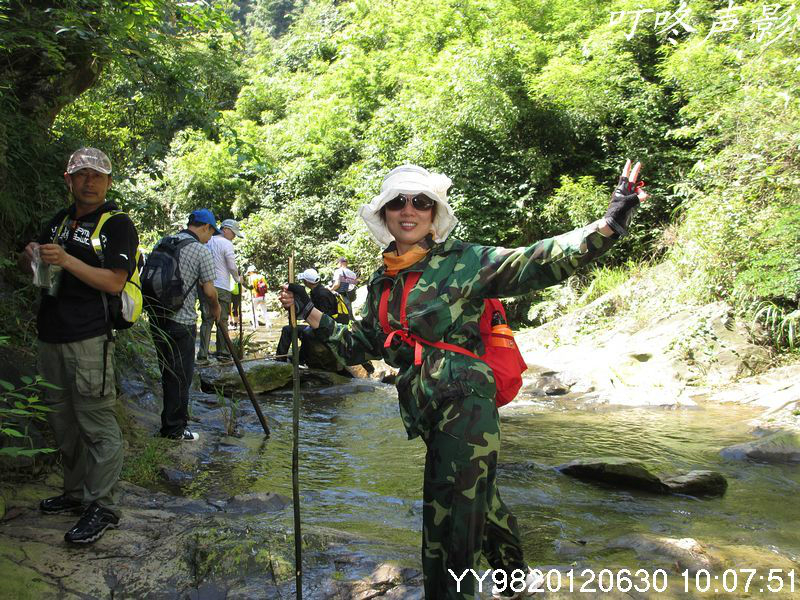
[550,219,612,255]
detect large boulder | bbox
[558,458,727,497]
[515,269,771,407]
[706,363,800,431]
[557,458,668,493]
[720,430,800,463]
[200,359,293,395]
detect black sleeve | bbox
[100,214,140,275]
[312,287,339,317]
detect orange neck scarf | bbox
[383,246,430,277]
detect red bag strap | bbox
[378,271,479,366]
[379,271,421,334]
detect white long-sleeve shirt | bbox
[207,234,240,291]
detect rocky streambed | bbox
[2,293,800,599]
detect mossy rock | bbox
[0,551,57,599]
[558,457,668,493]
[203,360,293,395]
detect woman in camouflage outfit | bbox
[280,161,648,599]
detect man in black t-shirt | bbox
[20,147,139,545]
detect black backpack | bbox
[141,235,199,318]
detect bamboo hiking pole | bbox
[288,253,303,599]
[238,292,244,358]
[218,318,270,436]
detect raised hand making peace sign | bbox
[605,159,650,237]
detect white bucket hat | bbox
[358,165,457,247]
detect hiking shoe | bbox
[40,494,83,515]
[168,429,199,441]
[491,568,545,598]
[64,502,119,544]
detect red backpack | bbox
[378,272,527,407]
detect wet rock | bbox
[558,458,668,493]
[382,585,425,599]
[520,369,572,397]
[516,292,772,407]
[159,466,193,484]
[200,359,293,395]
[706,363,800,431]
[346,359,398,385]
[341,563,423,600]
[713,544,799,572]
[662,470,727,496]
[304,382,379,398]
[559,459,728,497]
[225,491,290,514]
[300,369,352,388]
[554,538,589,559]
[606,534,724,574]
[544,382,569,396]
[720,430,800,463]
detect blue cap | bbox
[190,209,220,234]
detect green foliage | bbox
[542,176,608,232]
[239,192,354,286]
[5,0,800,356]
[120,436,172,487]
[0,0,234,246]
[0,337,56,460]
[751,303,799,352]
[665,26,800,311]
[52,32,245,177]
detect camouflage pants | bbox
[422,392,525,599]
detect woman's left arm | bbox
[459,159,648,299]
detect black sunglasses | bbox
[384,193,436,211]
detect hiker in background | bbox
[230,275,242,329]
[275,268,344,363]
[144,209,221,441]
[247,266,269,328]
[280,161,649,599]
[330,256,358,317]
[197,218,243,361]
[19,147,139,544]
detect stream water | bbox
[180,372,800,595]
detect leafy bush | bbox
[0,335,56,461]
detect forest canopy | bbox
[2,0,798,341]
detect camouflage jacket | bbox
[314,221,617,439]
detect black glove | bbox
[287,283,314,320]
[604,176,641,237]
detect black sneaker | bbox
[40,494,83,515]
[64,502,119,544]
[168,429,199,441]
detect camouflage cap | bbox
[66,147,112,175]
